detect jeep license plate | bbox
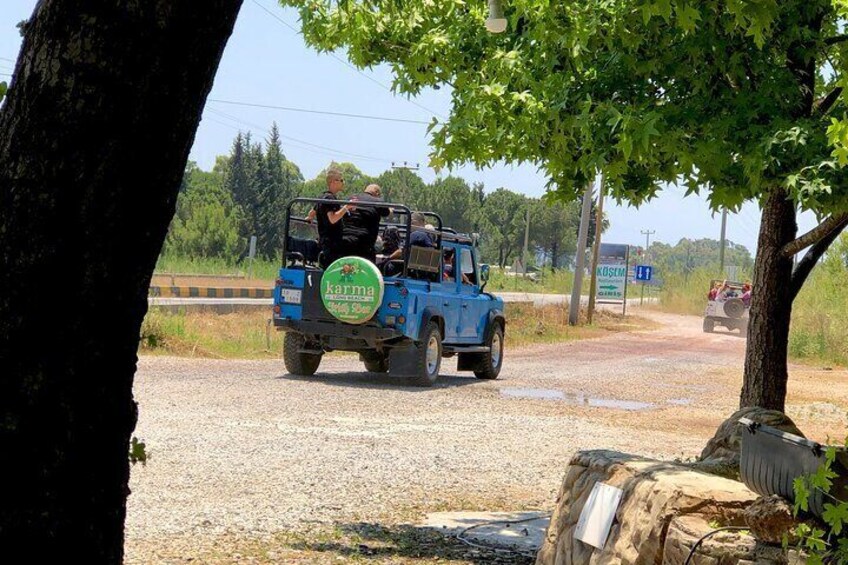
[280,288,302,304]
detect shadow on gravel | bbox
[277,372,482,391]
[283,521,534,564]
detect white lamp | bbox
[485,0,507,33]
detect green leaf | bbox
[821,502,848,535]
[0,81,6,103]
[676,5,701,33]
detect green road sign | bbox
[321,256,385,324]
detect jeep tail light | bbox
[398,316,406,325]
[399,287,409,297]
[273,306,281,315]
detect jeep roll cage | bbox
[281,197,474,278]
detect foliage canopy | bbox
[281,0,848,215]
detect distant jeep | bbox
[703,279,750,335]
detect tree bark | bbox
[0,1,242,562]
[740,189,798,411]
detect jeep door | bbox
[457,247,488,342]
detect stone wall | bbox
[535,450,776,565]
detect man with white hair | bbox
[340,183,389,262]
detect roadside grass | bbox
[505,303,658,347]
[655,264,848,368]
[139,304,656,359]
[788,262,848,367]
[486,267,573,294]
[155,253,280,281]
[140,309,278,359]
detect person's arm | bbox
[306,208,316,223]
[388,248,402,260]
[327,204,352,225]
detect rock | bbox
[696,408,804,479]
[663,515,756,565]
[743,495,797,545]
[535,450,758,565]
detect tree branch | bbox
[825,34,848,45]
[790,215,848,300]
[815,86,843,115]
[782,212,848,257]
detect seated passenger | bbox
[741,282,752,307]
[410,212,436,248]
[708,281,721,301]
[442,248,470,284]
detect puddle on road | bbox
[499,388,655,411]
[666,398,693,406]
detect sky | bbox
[0,0,820,256]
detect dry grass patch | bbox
[505,303,659,347]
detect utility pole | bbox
[569,180,595,326]
[587,172,606,324]
[390,161,420,202]
[522,205,530,275]
[719,208,728,275]
[639,229,655,306]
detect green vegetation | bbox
[789,235,848,367]
[161,127,605,272]
[486,267,574,295]
[140,309,277,359]
[789,441,848,564]
[154,254,279,281]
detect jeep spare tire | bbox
[321,256,385,324]
[724,298,745,319]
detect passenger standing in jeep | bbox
[341,184,390,262]
[313,168,352,268]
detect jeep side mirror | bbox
[480,264,490,290]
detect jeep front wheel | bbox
[475,323,504,380]
[703,318,715,333]
[412,322,442,387]
[283,332,322,376]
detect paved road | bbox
[124,310,847,563]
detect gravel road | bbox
[125,309,848,563]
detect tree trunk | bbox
[740,189,798,411]
[0,1,242,562]
[551,241,559,270]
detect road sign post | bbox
[595,243,629,316]
[635,265,653,306]
[248,235,257,280]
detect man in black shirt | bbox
[341,184,390,262]
[313,168,353,268]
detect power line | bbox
[207,98,430,125]
[249,0,447,121]
[205,107,396,163]
[0,57,15,63]
[204,115,349,160]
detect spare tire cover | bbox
[724,298,745,319]
[320,256,385,324]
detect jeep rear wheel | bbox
[475,323,504,380]
[283,332,322,376]
[411,322,442,387]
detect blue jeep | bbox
[273,198,505,386]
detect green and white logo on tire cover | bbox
[321,256,384,324]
